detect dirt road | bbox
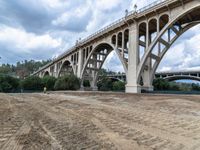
[1,92,200,150]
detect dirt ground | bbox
[1,92,200,150]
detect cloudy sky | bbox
[0,0,200,73]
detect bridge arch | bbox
[81,42,126,88]
[58,60,75,77]
[164,75,200,82]
[43,71,50,77]
[98,77,124,83]
[137,4,200,87]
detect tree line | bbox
[0,74,80,93]
[0,60,51,79]
[0,60,200,93]
[153,78,200,92]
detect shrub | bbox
[153,78,170,91]
[42,76,56,91]
[112,81,125,91]
[169,82,180,91]
[0,74,20,92]
[22,76,43,91]
[97,77,113,91]
[83,80,90,87]
[191,83,200,91]
[54,75,80,91]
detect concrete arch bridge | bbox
[156,71,200,82]
[105,71,200,83]
[33,0,200,93]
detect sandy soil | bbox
[1,92,200,150]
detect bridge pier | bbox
[141,86,154,92]
[77,49,83,78]
[92,86,98,91]
[126,85,141,93]
[142,66,154,92]
[126,23,141,93]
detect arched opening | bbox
[149,19,159,58]
[124,29,129,60]
[124,29,129,50]
[117,32,123,49]
[159,14,169,31]
[112,35,116,46]
[149,19,157,43]
[137,6,200,90]
[139,22,147,61]
[83,48,86,62]
[97,57,126,91]
[158,14,170,57]
[82,43,126,90]
[86,47,89,59]
[44,71,50,77]
[58,60,74,77]
[151,22,200,85]
[90,46,92,53]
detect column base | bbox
[79,85,85,91]
[92,86,98,91]
[141,86,154,92]
[126,85,141,93]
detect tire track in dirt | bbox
[20,94,118,150]
[1,93,200,150]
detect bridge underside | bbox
[164,76,200,82]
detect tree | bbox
[54,75,80,91]
[0,59,52,79]
[21,76,43,91]
[169,82,180,91]
[191,83,200,91]
[0,74,20,93]
[42,76,56,91]
[83,80,90,87]
[97,77,113,91]
[112,81,125,91]
[153,78,170,91]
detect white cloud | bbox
[0,25,63,63]
[95,0,122,11]
[0,26,61,52]
[41,0,69,9]
[52,3,91,32]
[1,0,200,76]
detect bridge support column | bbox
[126,23,141,93]
[141,85,154,92]
[77,49,83,78]
[140,21,154,92]
[92,86,98,91]
[90,77,98,91]
[142,59,154,92]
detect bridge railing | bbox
[80,0,167,44]
[58,0,167,55]
[136,0,166,14]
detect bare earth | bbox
[1,92,200,150]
